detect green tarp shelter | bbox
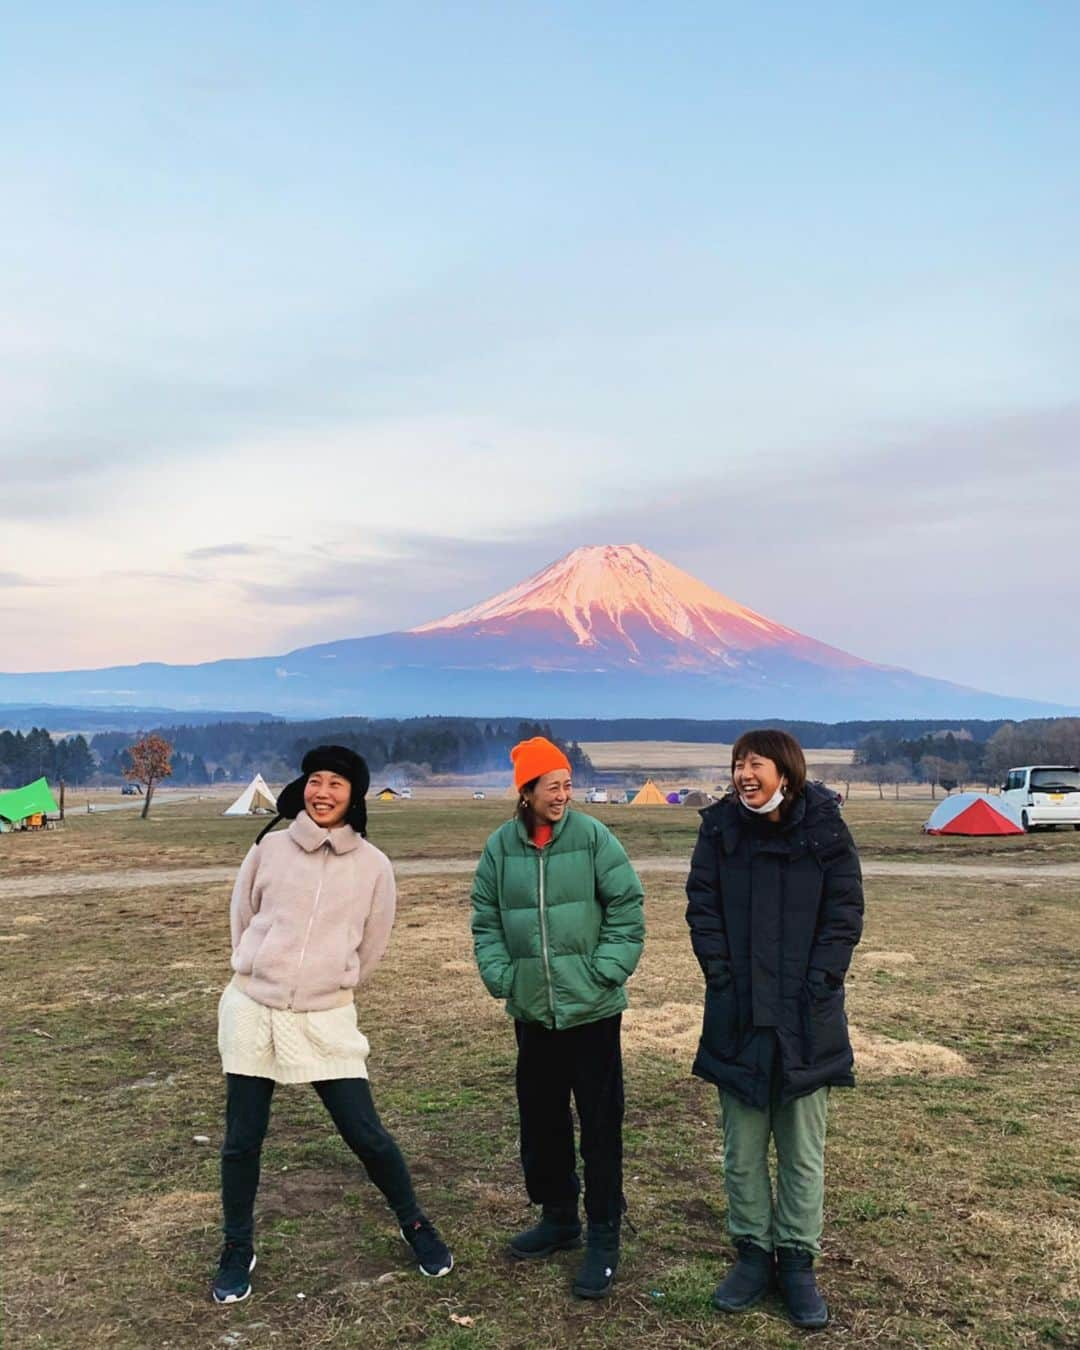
[0,777,60,825]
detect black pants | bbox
[514,1013,624,1226]
[220,1074,421,1245]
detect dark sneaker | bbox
[212,1243,256,1305]
[572,1221,619,1300]
[712,1240,774,1312]
[509,1206,582,1260]
[400,1216,453,1278]
[776,1246,828,1329]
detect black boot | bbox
[776,1246,828,1329]
[712,1240,774,1312]
[509,1205,582,1260]
[572,1221,619,1300]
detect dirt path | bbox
[3,856,1078,900]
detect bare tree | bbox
[864,762,893,800]
[806,763,842,799]
[936,760,969,793]
[124,734,174,819]
[920,755,949,799]
[884,760,912,801]
[826,763,854,803]
[985,719,1080,785]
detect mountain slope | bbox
[0,544,1068,719]
[412,543,870,672]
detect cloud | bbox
[185,542,264,561]
[101,569,207,586]
[237,531,519,629]
[245,578,356,608]
[533,403,1079,584]
[0,571,49,588]
[545,403,1080,700]
[0,341,387,523]
[0,450,123,522]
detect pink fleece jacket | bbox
[229,810,396,1012]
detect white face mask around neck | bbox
[739,783,786,814]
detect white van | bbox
[1001,766,1080,831]
[585,788,609,804]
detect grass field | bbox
[2,799,1078,1347]
[580,742,855,774]
[8,795,1080,877]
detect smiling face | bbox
[303,770,352,828]
[523,769,573,825]
[732,750,784,808]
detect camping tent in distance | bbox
[925,794,1024,836]
[223,775,277,816]
[0,777,60,828]
[629,779,667,806]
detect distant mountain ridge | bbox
[0,544,1068,719]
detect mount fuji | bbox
[0,544,1062,719]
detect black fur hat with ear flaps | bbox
[255,744,370,844]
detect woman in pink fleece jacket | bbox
[212,745,452,1306]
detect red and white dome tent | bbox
[924,793,1024,836]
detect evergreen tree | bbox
[57,735,95,786]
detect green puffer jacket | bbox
[471,808,645,1030]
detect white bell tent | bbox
[223,774,278,816]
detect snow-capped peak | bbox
[411,543,800,655]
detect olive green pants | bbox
[719,1081,829,1255]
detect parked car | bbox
[399,788,412,800]
[472,790,486,800]
[1000,765,1080,831]
[121,783,141,795]
[585,788,608,804]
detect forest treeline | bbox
[845,718,1080,795]
[87,718,593,785]
[1,714,1078,790]
[0,728,95,788]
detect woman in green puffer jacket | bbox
[471,736,645,1301]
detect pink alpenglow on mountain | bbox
[412,544,871,674]
[0,543,1065,719]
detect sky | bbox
[2,1,1078,704]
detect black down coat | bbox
[685,783,864,1108]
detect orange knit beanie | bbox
[510,736,572,790]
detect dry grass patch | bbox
[623,1002,701,1062]
[123,1190,217,1250]
[965,1209,1080,1302]
[850,1026,972,1078]
[1041,1215,1080,1300]
[855,949,917,969]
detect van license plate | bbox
[1050,794,1065,802]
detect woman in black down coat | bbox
[685,729,863,1330]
